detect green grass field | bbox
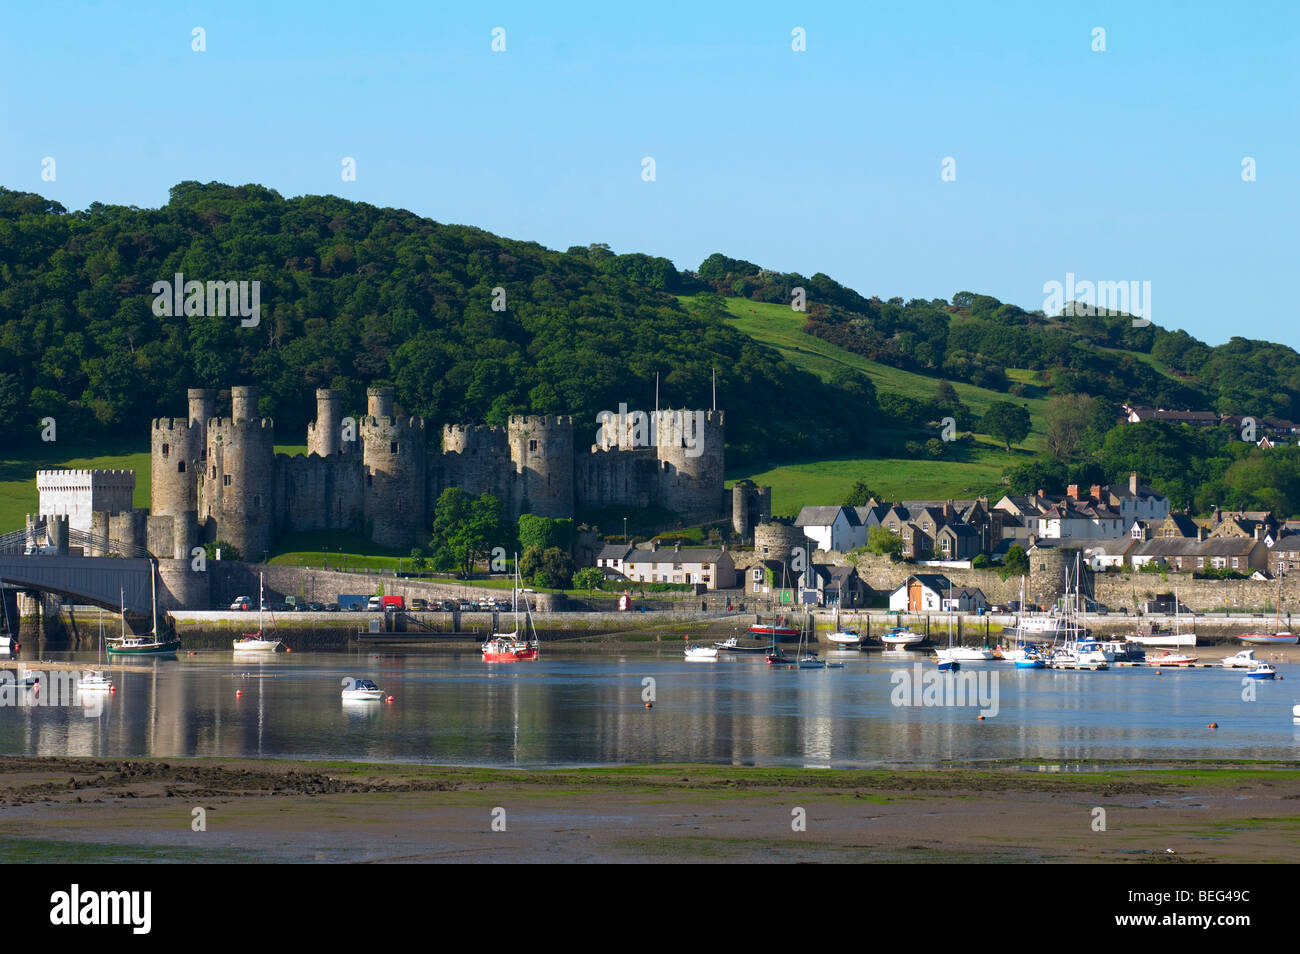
[680,294,1052,423]
[681,294,1049,509]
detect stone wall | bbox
[1093,570,1300,612]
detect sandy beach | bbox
[1,757,1297,863]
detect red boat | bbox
[750,616,800,641]
[482,636,539,662]
[482,555,540,663]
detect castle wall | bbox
[275,453,366,536]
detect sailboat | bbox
[795,606,826,669]
[107,576,180,656]
[233,573,283,652]
[1047,554,1107,669]
[482,555,540,662]
[935,583,961,671]
[1238,571,1299,645]
[78,608,114,691]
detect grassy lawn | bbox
[729,440,1029,517]
[680,294,1052,424]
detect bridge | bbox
[0,521,158,618]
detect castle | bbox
[143,385,731,558]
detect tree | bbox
[430,489,509,577]
[517,514,574,554]
[572,567,604,590]
[867,526,903,561]
[1000,544,1029,579]
[1044,393,1097,461]
[935,380,959,406]
[982,401,1031,452]
[204,539,243,562]
[520,545,574,588]
[843,479,874,507]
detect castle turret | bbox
[361,388,427,549]
[188,388,216,428]
[656,409,725,521]
[198,386,275,560]
[307,388,344,457]
[508,415,575,518]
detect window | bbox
[222,474,232,487]
[529,439,538,452]
[177,461,185,473]
[390,442,398,454]
[210,466,217,479]
[1231,557,1239,568]
[252,495,260,509]
[752,568,763,582]
[161,443,169,457]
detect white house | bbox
[794,505,866,553]
[888,574,953,612]
[36,469,135,535]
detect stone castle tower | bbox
[360,387,427,549]
[198,385,276,561]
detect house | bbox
[794,505,865,553]
[801,564,868,607]
[1208,509,1278,546]
[1081,537,1139,570]
[1152,511,1201,539]
[604,540,735,590]
[935,522,981,561]
[1269,534,1300,576]
[1129,536,1268,574]
[888,573,953,612]
[942,586,988,613]
[993,473,1167,539]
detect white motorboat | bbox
[1222,649,1258,669]
[341,678,385,701]
[78,671,113,691]
[1245,663,1277,679]
[880,626,924,648]
[684,644,718,660]
[826,630,863,645]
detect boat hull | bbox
[1238,634,1300,645]
[107,639,181,656]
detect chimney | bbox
[651,540,659,552]
[674,540,681,552]
[1255,525,1262,540]
[1197,525,1205,542]
[945,499,954,519]
[1090,484,1102,501]
[1129,471,1139,494]
[1067,484,1079,500]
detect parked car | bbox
[458,600,472,612]
[441,600,457,611]
[305,602,324,612]
[230,596,252,611]
[367,596,382,611]
[410,598,428,611]
[324,602,340,612]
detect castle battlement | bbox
[151,383,727,556]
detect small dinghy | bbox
[684,644,718,660]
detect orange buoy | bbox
[1208,722,1218,729]
[977,714,985,720]
[236,689,243,697]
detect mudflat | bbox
[0,757,1297,862]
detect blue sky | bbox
[2,1,1296,346]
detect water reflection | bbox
[0,653,1295,767]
